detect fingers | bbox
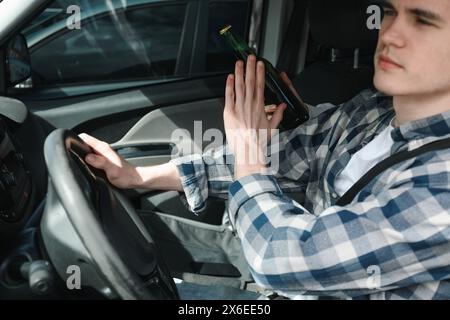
[79,133,105,166]
[245,55,257,105]
[230,55,266,123]
[224,74,235,112]
[79,133,110,155]
[269,103,286,129]
[256,60,265,108]
[264,104,277,114]
[78,133,100,149]
[265,104,277,121]
[78,133,137,188]
[79,133,108,169]
[85,153,106,169]
[234,60,245,108]
[78,133,118,168]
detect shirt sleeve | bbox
[227,172,450,298]
[170,101,342,214]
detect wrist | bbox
[235,164,267,179]
[134,162,182,191]
[133,166,151,189]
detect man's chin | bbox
[373,74,406,96]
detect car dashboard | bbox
[0,117,33,224]
[0,97,61,299]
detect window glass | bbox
[25,0,186,86]
[20,0,252,89]
[206,0,251,73]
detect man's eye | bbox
[416,18,433,26]
[383,9,396,17]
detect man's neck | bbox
[393,90,450,127]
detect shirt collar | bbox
[388,102,450,143]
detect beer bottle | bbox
[220,25,309,129]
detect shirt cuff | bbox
[170,154,209,214]
[228,174,283,230]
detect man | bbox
[81,0,450,299]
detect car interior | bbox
[0,0,379,299]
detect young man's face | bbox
[373,0,450,97]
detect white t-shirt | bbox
[334,119,396,197]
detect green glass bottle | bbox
[220,25,309,129]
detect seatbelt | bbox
[336,137,450,206]
[276,0,308,77]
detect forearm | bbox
[134,162,183,191]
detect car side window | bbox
[20,0,252,91]
[27,1,186,86]
[206,0,251,73]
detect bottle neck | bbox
[223,32,254,60]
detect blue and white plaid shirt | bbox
[171,89,450,300]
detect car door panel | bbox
[111,96,226,225]
[112,97,224,148]
[15,75,227,140]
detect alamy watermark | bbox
[66,265,81,290]
[366,265,382,290]
[367,5,383,30]
[170,122,281,173]
[61,3,383,30]
[66,5,81,30]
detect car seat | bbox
[293,0,379,105]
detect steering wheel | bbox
[43,129,179,300]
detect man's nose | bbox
[379,17,407,49]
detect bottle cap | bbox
[220,25,232,35]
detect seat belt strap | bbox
[336,137,450,206]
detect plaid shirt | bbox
[171,89,450,300]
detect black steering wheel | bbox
[43,129,179,300]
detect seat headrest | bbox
[309,0,379,50]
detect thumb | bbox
[270,103,286,129]
[85,154,106,169]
